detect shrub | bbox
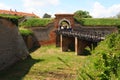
[19,18,54,27]
[77,33,120,80]
[117,26,120,33]
[93,33,120,80]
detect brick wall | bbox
[29,22,56,45]
[54,14,74,29]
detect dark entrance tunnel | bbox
[58,19,71,30]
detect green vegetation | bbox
[93,33,120,80]
[0,14,53,27]
[19,18,54,27]
[74,10,92,19]
[76,18,120,26]
[0,45,88,80]
[19,28,33,36]
[0,14,22,19]
[1,12,120,80]
[0,14,22,26]
[73,10,120,27]
[78,33,120,80]
[0,33,120,80]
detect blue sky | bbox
[0,0,120,18]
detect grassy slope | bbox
[76,18,120,26]
[77,33,120,80]
[0,45,88,80]
[0,14,22,19]
[19,18,54,27]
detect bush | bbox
[93,33,120,80]
[77,33,120,80]
[19,18,54,27]
[19,29,33,36]
[117,26,120,33]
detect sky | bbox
[0,0,120,18]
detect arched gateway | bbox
[54,14,74,47]
[58,18,71,30]
[54,14,74,29]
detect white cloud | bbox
[23,0,60,8]
[91,2,120,18]
[22,0,60,17]
[0,3,11,10]
[56,10,70,14]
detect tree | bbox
[43,13,51,18]
[74,10,92,19]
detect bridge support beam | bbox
[56,34,60,47]
[75,37,90,55]
[60,35,74,52]
[61,35,68,51]
[60,35,94,55]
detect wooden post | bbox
[56,34,60,47]
[60,35,71,52]
[75,37,80,55]
[60,34,63,51]
[75,37,89,55]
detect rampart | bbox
[0,17,29,71]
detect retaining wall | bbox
[0,17,29,71]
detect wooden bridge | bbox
[55,28,109,42]
[54,14,118,55]
[55,28,114,55]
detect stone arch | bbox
[58,18,71,30]
[54,14,74,29]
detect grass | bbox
[19,18,54,27]
[76,18,120,26]
[0,14,22,19]
[0,45,88,80]
[19,28,33,36]
[0,14,20,26]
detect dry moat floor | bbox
[0,45,88,80]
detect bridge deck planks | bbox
[55,29,110,42]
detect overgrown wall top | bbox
[0,17,29,71]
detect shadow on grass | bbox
[0,55,44,80]
[80,49,91,56]
[57,57,71,68]
[29,45,41,53]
